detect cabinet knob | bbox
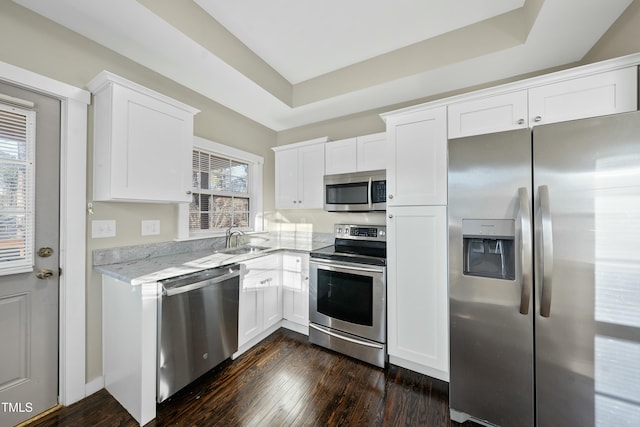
[388,214,393,219]
[298,200,302,204]
[534,116,542,122]
[293,200,297,204]
[388,194,394,199]
[186,190,192,195]
[517,118,525,125]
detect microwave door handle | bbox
[368,177,373,210]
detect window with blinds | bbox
[0,104,35,275]
[190,150,250,231]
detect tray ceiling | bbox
[14,0,634,130]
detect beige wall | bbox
[0,1,277,382]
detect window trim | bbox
[177,136,264,240]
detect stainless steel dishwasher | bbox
[157,264,240,402]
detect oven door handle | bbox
[309,324,384,349]
[368,176,373,210]
[310,258,385,274]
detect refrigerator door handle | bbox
[538,185,554,317]
[518,187,533,315]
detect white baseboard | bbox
[232,322,283,359]
[388,355,449,382]
[281,319,308,336]
[85,376,104,397]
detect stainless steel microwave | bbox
[323,170,386,212]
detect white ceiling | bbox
[195,0,525,84]
[14,0,634,131]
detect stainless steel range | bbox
[309,224,387,367]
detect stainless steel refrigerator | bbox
[448,111,640,427]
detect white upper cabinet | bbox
[448,91,528,139]
[528,67,637,126]
[384,106,448,206]
[324,137,357,175]
[324,132,386,174]
[356,132,387,172]
[88,71,199,203]
[273,137,327,209]
[447,67,637,139]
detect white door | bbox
[0,83,60,426]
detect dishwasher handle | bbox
[162,268,240,297]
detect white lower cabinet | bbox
[282,252,310,330]
[386,205,449,381]
[237,254,282,349]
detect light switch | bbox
[92,220,116,238]
[141,220,160,236]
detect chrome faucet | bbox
[225,225,244,248]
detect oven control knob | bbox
[379,230,386,237]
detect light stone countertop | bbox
[94,231,333,286]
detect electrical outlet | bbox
[92,220,116,238]
[141,219,160,236]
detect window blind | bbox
[0,103,35,275]
[190,149,250,231]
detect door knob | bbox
[36,269,54,280]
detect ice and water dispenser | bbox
[462,219,515,280]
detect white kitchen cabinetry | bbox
[282,252,310,332]
[102,276,158,425]
[447,67,637,138]
[238,254,282,349]
[448,91,528,138]
[324,137,357,175]
[528,66,637,126]
[88,71,199,203]
[273,138,327,209]
[356,132,387,171]
[386,205,448,381]
[385,106,447,206]
[324,132,386,174]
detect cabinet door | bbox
[448,91,528,138]
[274,147,299,209]
[282,253,309,326]
[356,132,386,171]
[387,205,448,381]
[298,143,325,209]
[262,282,282,330]
[386,106,447,206]
[238,287,261,347]
[325,138,357,175]
[108,85,192,202]
[529,67,637,126]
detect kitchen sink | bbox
[218,245,270,255]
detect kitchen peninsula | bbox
[94,231,331,425]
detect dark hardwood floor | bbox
[28,329,467,426]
